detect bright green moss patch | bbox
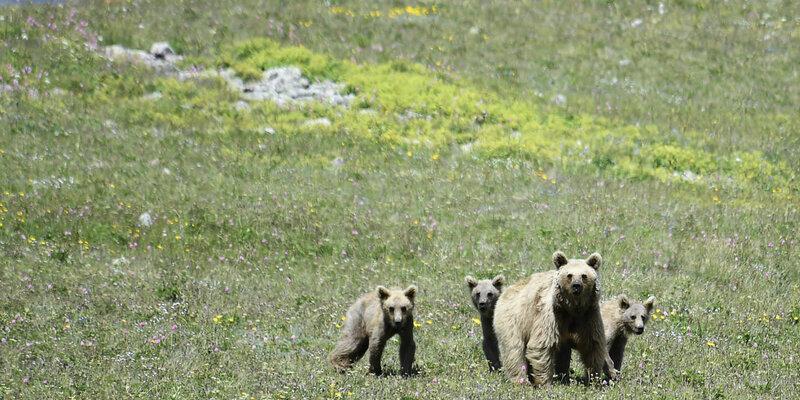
[218,39,795,195]
[220,39,344,81]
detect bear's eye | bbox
[401,306,407,313]
[581,274,587,280]
[630,315,635,320]
[389,307,395,313]
[567,274,573,279]
[487,292,494,298]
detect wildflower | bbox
[706,341,716,348]
[471,318,481,326]
[426,319,432,325]
[413,320,422,329]
[213,314,223,324]
[431,153,440,161]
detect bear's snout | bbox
[478,301,488,310]
[634,326,644,334]
[570,282,583,294]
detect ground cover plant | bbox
[1,0,799,398]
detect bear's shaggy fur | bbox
[329,285,417,376]
[600,294,655,371]
[493,251,616,385]
[465,274,505,371]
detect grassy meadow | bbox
[1,0,799,398]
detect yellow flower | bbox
[175,235,181,241]
[213,314,223,324]
[472,318,481,326]
[413,320,422,329]
[426,319,432,325]
[706,341,716,348]
[431,153,440,161]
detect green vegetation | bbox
[1,1,799,398]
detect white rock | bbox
[235,100,250,111]
[142,92,162,101]
[303,118,332,127]
[138,212,153,227]
[150,42,175,58]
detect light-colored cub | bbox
[329,285,418,376]
[600,294,655,372]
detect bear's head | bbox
[465,275,505,316]
[553,251,602,307]
[377,285,417,329]
[618,294,655,335]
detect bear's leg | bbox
[499,337,530,384]
[553,344,572,384]
[577,342,613,384]
[609,336,627,372]
[579,310,619,384]
[482,335,502,371]
[368,333,389,376]
[481,317,501,371]
[398,328,416,376]
[329,332,369,372]
[525,344,555,386]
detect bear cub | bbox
[465,274,505,371]
[600,294,655,371]
[329,285,418,376]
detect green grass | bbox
[1,1,799,398]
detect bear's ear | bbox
[553,251,568,269]
[618,294,630,310]
[643,296,656,313]
[403,285,417,302]
[465,276,478,289]
[492,274,505,289]
[586,252,602,270]
[376,286,391,302]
